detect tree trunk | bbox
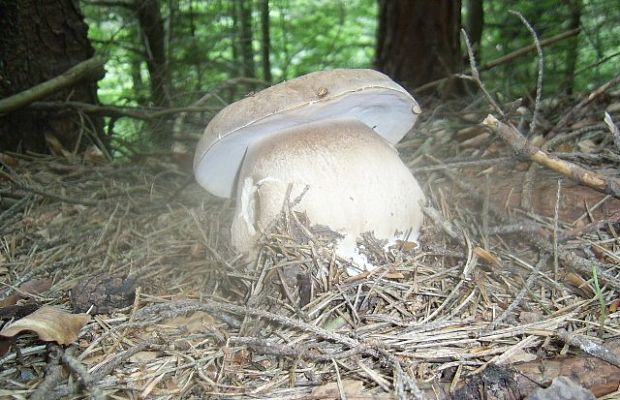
[237,0,256,79]
[465,0,484,63]
[135,0,169,108]
[563,0,582,94]
[0,0,104,154]
[375,0,462,94]
[260,0,272,83]
[134,0,171,145]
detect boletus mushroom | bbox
[194,69,424,269]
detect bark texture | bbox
[0,0,103,153]
[375,0,462,92]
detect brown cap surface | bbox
[194,69,420,198]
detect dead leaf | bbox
[395,239,419,252]
[190,243,206,259]
[0,153,19,167]
[519,311,544,324]
[44,133,71,158]
[129,351,159,363]
[473,247,502,268]
[83,145,106,164]
[565,272,595,298]
[0,306,90,345]
[19,278,53,296]
[503,348,538,364]
[608,299,620,314]
[311,379,365,399]
[0,278,53,307]
[162,311,216,334]
[577,139,597,153]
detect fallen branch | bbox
[0,57,105,114]
[547,75,620,139]
[415,28,580,93]
[556,331,620,369]
[482,114,620,199]
[28,100,217,121]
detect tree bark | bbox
[135,0,170,108]
[237,0,256,79]
[134,0,171,145]
[465,0,484,63]
[375,0,462,94]
[0,0,104,154]
[260,0,272,83]
[563,0,582,94]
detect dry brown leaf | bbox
[395,239,419,252]
[384,272,405,279]
[0,278,53,307]
[19,278,53,296]
[565,272,595,298]
[609,299,620,313]
[129,351,160,363]
[44,133,71,158]
[503,348,538,364]
[190,243,206,259]
[0,305,90,344]
[0,153,19,167]
[311,379,365,399]
[83,145,106,164]
[162,311,216,334]
[473,247,502,268]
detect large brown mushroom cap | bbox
[194,69,421,198]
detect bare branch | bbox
[509,10,544,136]
[0,57,106,114]
[482,114,620,198]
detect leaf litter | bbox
[0,86,619,399]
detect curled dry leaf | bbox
[0,278,53,307]
[0,306,90,345]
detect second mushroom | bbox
[194,69,425,270]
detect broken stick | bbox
[482,115,620,199]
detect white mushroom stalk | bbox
[193,69,425,271]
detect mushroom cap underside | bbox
[193,69,421,198]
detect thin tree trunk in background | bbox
[135,0,170,108]
[466,0,484,63]
[135,0,171,145]
[237,0,256,79]
[131,26,146,103]
[0,0,104,153]
[563,0,582,94]
[166,0,176,71]
[375,0,462,94]
[260,0,272,83]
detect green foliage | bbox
[83,0,376,147]
[83,0,376,104]
[470,0,619,97]
[82,0,618,146]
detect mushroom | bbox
[194,69,425,268]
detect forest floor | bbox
[1,86,620,399]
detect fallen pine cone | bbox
[70,274,136,314]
